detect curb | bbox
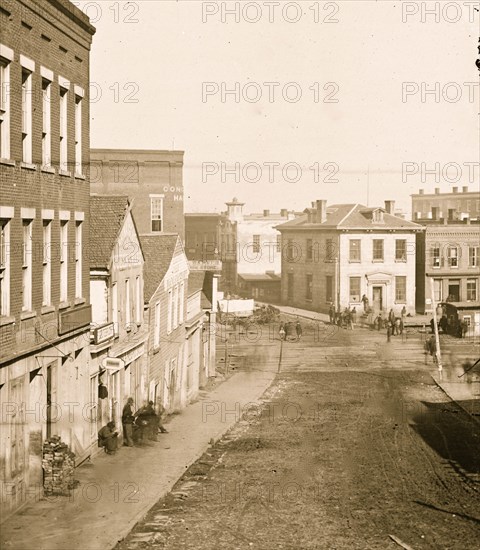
[430,375,480,427]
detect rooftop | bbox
[140,234,180,301]
[89,195,130,269]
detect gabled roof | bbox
[188,272,206,297]
[277,204,422,231]
[140,234,180,301]
[90,195,130,269]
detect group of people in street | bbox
[98,398,168,455]
[279,319,302,341]
[328,305,357,330]
[376,307,407,341]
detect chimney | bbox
[287,211,295,220]
[311,201,316,208]
[280,209,288,217]
[434,188,440,194]
[316,200,327,223]
[263,209,270,217]
[462,186,468,193]
[419,189,424,195]
[452,187,458,193]
[384,200,395,214]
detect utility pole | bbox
[277,336,284,373]
[430,277,443,378]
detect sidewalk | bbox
[430,350,480,425]
[0,368,276,550]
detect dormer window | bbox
[372,209,384,223]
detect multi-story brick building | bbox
[413,188,480,324]
[412,186,480,222]
[277,200,423,315]
[90,149,185,240]
[89,195,146,445]
[0,0,95,516]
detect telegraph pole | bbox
[430,277,443,378]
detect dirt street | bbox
[117,321,480,550]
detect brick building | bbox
[185,213,223,262]
[0,0,95,516]
[90,149,185,240]
[412,188,480,317]
[412,186,480,222]
[89,195,146,445]
[277,200,423,316]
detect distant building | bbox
[412,188,480,316]
[89,195,146,444]
[411,186,480,222]
[277,200,423,315]
[217,198,297,295]
[90,149,185,240]
[185,213,223,261]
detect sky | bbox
[79,0,479,216]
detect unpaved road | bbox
[117,322,480,550]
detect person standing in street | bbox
[157,402,168,434]
[295,319,303,341]
[387,324,392,342]
[279,322,286,341]
[122,397,135,447]
[351,307,357,327]
[329,304,334,324]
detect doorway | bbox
[448,281,460,302]
[46,363,57,439]
[372,286,383,312]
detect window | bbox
[60,221,68,302]
[306,239,313,261]
[276,234,281,253]
[125,278,131,326]
[448,247,458,267]
[306,274,313,300]
[433,279,442,302]
[395,276,406,302]
[252,234,260,254]
[112,282,118,335]
[0,219,10,316]
[74,94,82,174]
[349,277,361,302]
[59,86,68,172]
[372,239,384,261]
[22,69,33,164]
[349,239,361,262]
[151,197,163,232]
[154,301,161,348]
[286,239,295,262]
[469,246,479,268]
[42,220,51,306]
[325,238,335,262]
[173,285,179,328]
[22,220,33,311]
[432,246,441,268]
[326,275,333,303]
[42,78,51,168]
[0,57,11,159]
[179,281,184,325]
[167,288,172,333]
[372,209,384,223]
[467,279,477,301]
[135,275,142,324]
[395,239,407,262]
[75,222,82,298]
